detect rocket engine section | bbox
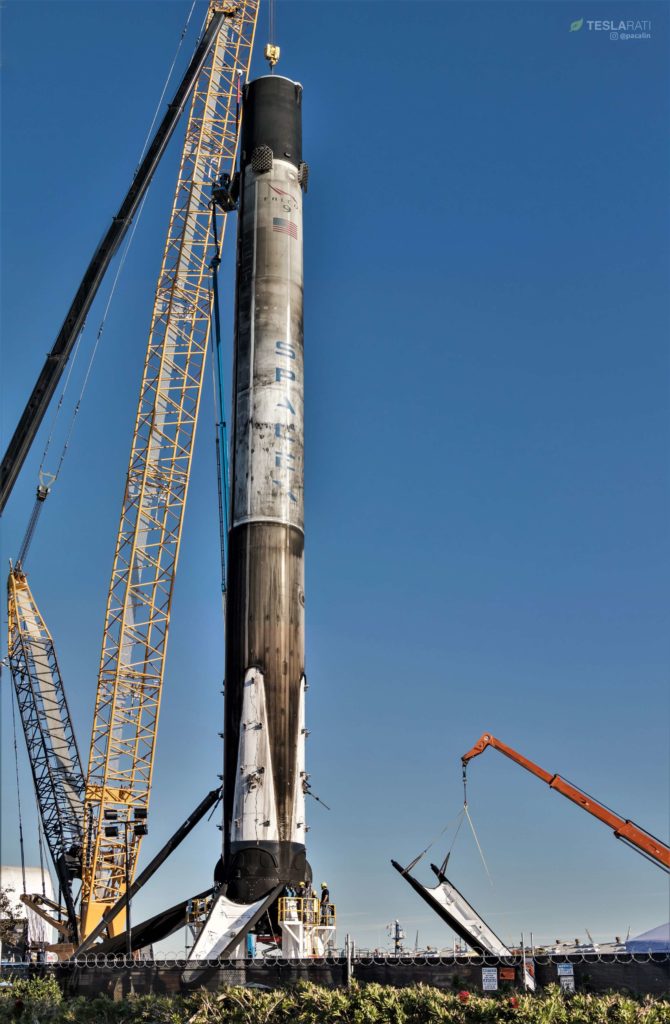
[223,75,309,905]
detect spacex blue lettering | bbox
[270,340,301,505]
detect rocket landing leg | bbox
[392,860,535,990]
[185,883,282,963]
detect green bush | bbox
[0,978,668,1024]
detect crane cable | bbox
[14,0,199,569]
[36,816,48,898]
[405,766,494,885]
[435,811,467,876]
[463,804,494,887]
[405,808,466,873]
[208,202,230,597]
[269,0,276,61]
[134,1,198,171]
[8,667,52,901]
[459,763,493,885]
[264,0,279,72]
[9,685,27,895]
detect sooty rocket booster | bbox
[222,74,309,905]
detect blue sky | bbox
[1,0,668,953]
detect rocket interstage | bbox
[223,76,308,905]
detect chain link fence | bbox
[1,952,668,997]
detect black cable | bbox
[16,485,49,567]
[209,200,230,596]
[10,687,27,894]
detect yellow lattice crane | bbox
[78,0,259,939]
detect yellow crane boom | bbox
[80,0,259,939]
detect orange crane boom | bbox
[461,732,670,872]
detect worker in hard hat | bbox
[295,880,308,923]
[320,881,332,925]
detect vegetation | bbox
[0,888,23,948]
[0,979,669,1024]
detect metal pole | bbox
[125,824,132,960]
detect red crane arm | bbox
[461,733,670,871]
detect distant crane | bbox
[462,733,670,872]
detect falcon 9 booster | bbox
[223,75,309,905]
[187,73,308,964]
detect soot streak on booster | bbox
[223,76,309,904]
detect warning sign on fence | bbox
[482,967,498,991]
[557,963,575,992]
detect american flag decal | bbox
[272,216,298,239]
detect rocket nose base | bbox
[226,841,310,904]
